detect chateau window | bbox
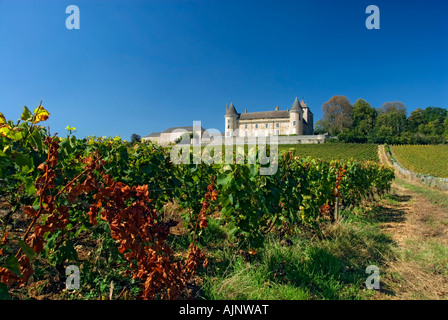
[265,123,268,128]
[255,124,258,129]
[245,124,248,129]
[276,129,280,135]
[227,125,230,129]
[293,121,296,126]
[276,123,279,128]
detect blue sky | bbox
[1,0,447,139]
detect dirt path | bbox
[376,145,448,299]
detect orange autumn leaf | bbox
[24,206,38,217]
[248,249,257,255]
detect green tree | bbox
[130,133,141,143]
[376,103,407,136]
[407,107,447,142]
[408,108,425,131]
[444,117,448,139]
[352,99,377,135]
[313,119,328,135]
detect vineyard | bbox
[389,145,448,178]
[0,105,394,300]
[279,143,379,162]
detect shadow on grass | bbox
[199,218,398,300]
[358,197,409,225]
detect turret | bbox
[225,102,239,137]
[289,97,303,135]
[300,99,313,135]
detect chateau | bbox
[225,97,314,137]
[142,97,326,146]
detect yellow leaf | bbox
[0,113,6,125]
[0,126,25,140]
[33,106,50,124]
[65,125,76,131]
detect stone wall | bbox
[198,134,329,146]
[386,147,448,191]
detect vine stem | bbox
[15,153,102,259]
[15,164,48,259]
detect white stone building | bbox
[224,97,314,137]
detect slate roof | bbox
[144,126,206,138]
[225,102,238,115]
[239,110,290,120]
[290,97,301,112]
[161,126,206,133]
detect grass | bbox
[395,177,448,209]
[376,178,448,299]
[172,175,448,300]
[170,202,397,300]
[402,239,448,277]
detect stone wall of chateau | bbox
[237,118,290,136]
[142,129,195,146]
[201,134,329,146]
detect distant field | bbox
[390,145,448,178]
[278,143,379,162]
[184,143,380,162]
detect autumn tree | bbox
[321,95,353,136]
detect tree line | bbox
[314,95,448,144]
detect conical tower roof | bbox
[226,102,238,115]
[290,97,301,113]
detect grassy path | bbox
[376,145,448,299]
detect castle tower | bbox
[300,99,313,135]
[289,97,303,135]
[225,102,239,137]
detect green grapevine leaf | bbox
[13,152,34,174]
[20,106,33,122]
[4,255,21,277]
[18,239,35,261]
[0,283,10,300]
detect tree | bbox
[313,119,328,135]
[375,110,407,137]
[407,107,447,139]
[130,133,141,143]
[407,108,425,131]
[352,99,377,135]
[422,107,448,123]
[321,96,353,136]
[444,117,448,138]
[379,101,407,115]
